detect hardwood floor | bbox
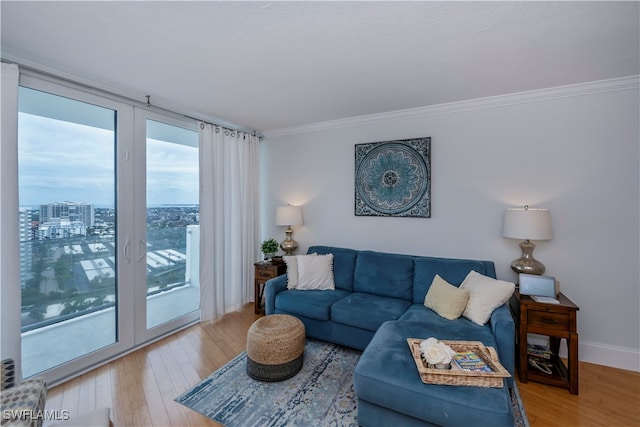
[517,361,640,426]
[44,304,639,426]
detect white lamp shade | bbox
[276,206,303,226]
[503,208,552,240]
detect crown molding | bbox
[262,75,640,138]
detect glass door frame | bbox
[132,108,200,345]
[17,73,200,385]
[18,73,136,384]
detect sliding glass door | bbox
[17,76,199,383]
[134,112,200,340]
[18,84,126,379]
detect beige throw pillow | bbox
[460,270,515,325]
[423,274,470,320]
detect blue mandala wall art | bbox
[355,137,431,217]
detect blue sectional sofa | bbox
[265,245,516,427]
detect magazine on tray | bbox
[452,351,494,373]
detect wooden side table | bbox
[254,261,287,315]
[510,290,579,394]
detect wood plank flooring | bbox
[44,304,639,426]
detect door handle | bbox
[123,238,131,264]
[137,238,147,262]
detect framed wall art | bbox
[354,137,431,218]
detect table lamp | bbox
[503,205,552,275]
[276,205,303,255]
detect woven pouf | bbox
[246,314,306,381]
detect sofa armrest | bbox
[490,304,515,387]
[265,274,288,315]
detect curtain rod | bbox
[2,58,262,139]
[182,113,261,140]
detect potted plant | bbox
[261,238,279,261]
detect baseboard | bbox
[577,340,640,372]
[528,334,640,372]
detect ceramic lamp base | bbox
[511,240,546,275]
[280,227,298,255]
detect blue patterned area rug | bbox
[176,339,529,427]
[176,339,359,426]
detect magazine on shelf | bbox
[527,343,553,360]
[528,355,555,375]
[452,351,494,373]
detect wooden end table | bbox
[510,290,579,394]
[254,261,287,315]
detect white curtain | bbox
[199,123,260,322]
[1,63,22,379]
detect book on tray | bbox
[452,351,493,372]
[527,343,553,359]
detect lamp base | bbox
[511,240,546,275]
[280,227,298,256]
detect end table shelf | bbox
[510,290,580,394]
[254,261,287,315]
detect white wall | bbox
[260,77,640,371]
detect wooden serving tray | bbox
[407,338,511,388]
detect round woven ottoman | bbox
[246,314,306,381]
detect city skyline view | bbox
[18,111,199,208]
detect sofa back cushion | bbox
[413,257,495,304]
[307,245,358,291]
[354,251,414,301]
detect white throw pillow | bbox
[296,253,336,290]
[460,270,515,325]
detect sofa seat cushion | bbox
[274,289,350,321]
[354,321,514,427]
[331,292,411,332]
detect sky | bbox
[18,113,199,208]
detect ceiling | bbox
[2,1,638,134]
